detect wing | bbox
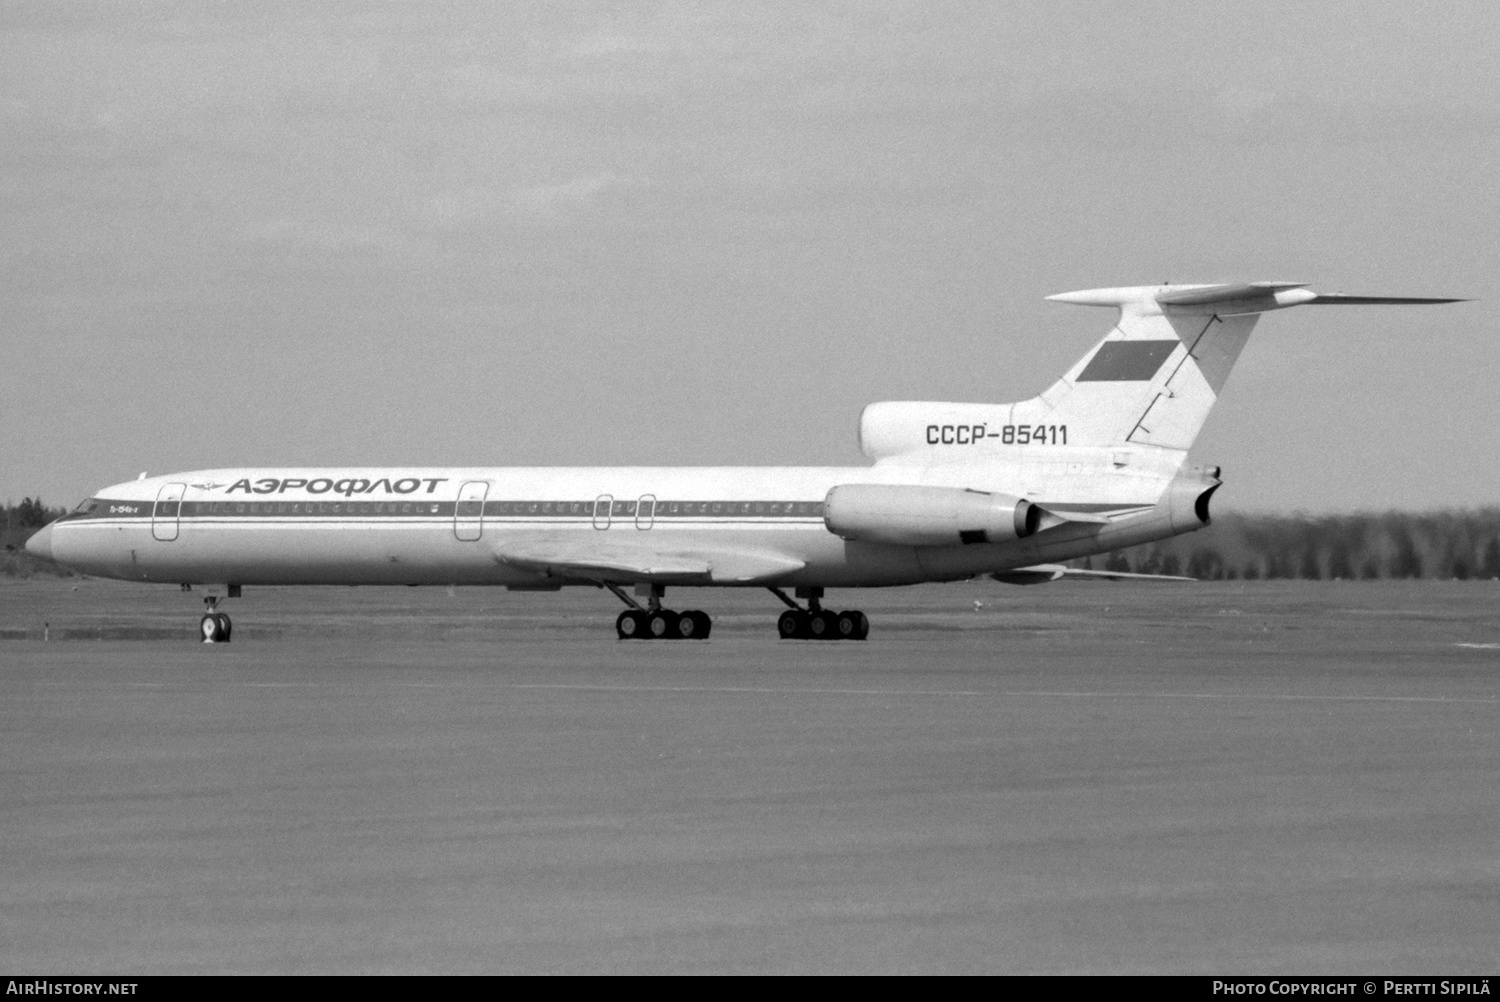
[496,534,805,585]
[991,563,1196,585]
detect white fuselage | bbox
[43,454,1208,590]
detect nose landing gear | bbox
[200,595,232,644]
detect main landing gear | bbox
[607,583,712,641]
[603,583,869,641]
[770,587,868,641]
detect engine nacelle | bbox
[824,484,1040,547]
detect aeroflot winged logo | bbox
[218,476,451,497]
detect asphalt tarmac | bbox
[2,578,1497,973]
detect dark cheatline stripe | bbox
[65,497,1157,523]
[1075,339,1179,382]
[63,498,829,521]
[487,499,826,518]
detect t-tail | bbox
[859,282,1465,465]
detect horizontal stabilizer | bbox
[1154,282,1309,305]
[1306,294,1469,305]
[1034,506,1112,530]
[1048,283,1467,316]
[991,563,1197,585]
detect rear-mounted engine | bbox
[824,484,1039,547]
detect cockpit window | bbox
[73,499,99,514]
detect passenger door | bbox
[152,483,185,542]
[454,481,489,541]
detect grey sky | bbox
[4,1,1498,511]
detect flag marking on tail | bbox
[1076,340,1180,382]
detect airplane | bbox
[26,282,1462,643]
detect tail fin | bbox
[861,283,1463,462]
[1026,284,1265,449]
[1034,283,1464,449]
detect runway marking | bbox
[33,681,1498,705]
[503,683,1498,705]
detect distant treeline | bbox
[2,499,71,577]
[4,498,63,530]
[1083,510,1500,581]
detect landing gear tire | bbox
[200,613,230,644]
[616,609,648,639]
[775,606,866,641]
[778,609,807,639]
[648,610,679,639]
[835,610,868,640]
[807,611,836,640]
[615,605,711,640]
[676,610,711,639]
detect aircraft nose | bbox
[24,523,54,561]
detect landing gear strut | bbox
[605,583,712,640]
[770,587,868,641]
